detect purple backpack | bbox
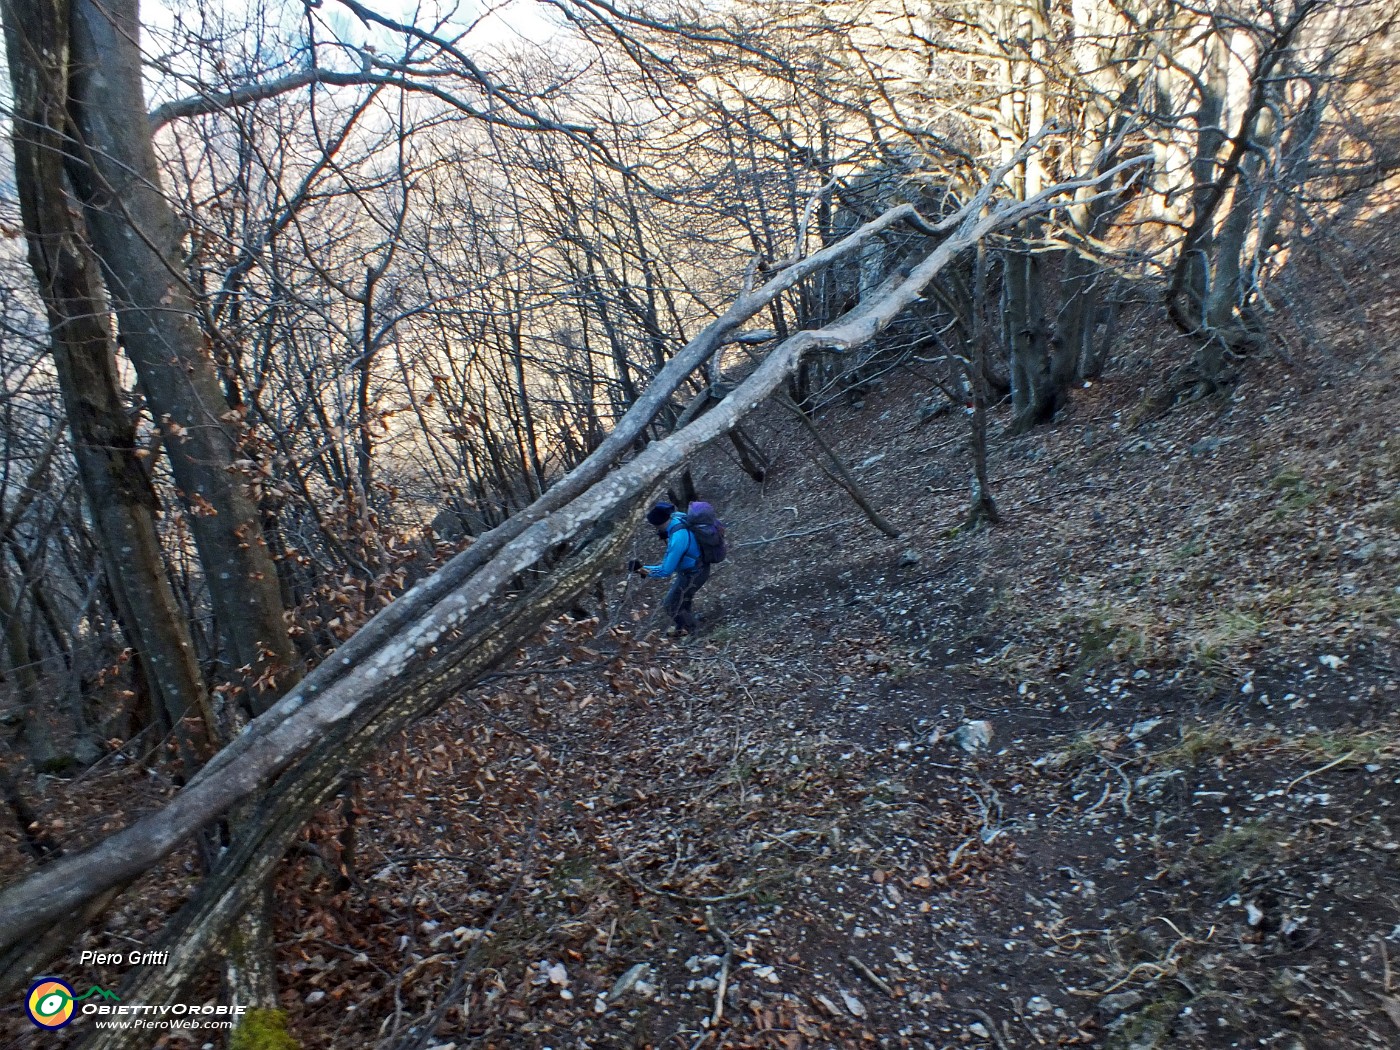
[683,502,727,565]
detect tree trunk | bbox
[84,498,651,1050]
[1177,33,1230,327]
[65,0,299,713]
[1004,241,1057,434]
[728,427,769,483]
[0,561,58,769]
[965,240,999,526]
[0,0,214,763]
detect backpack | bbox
[683,502,727,565]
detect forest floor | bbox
[2,226,1398,1049]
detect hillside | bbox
[230,217,1394,1048]
[4,210,1397,1050]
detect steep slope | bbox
[5,215,1396,1050]
[234,211,1397,1049]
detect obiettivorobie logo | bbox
[24,976,245,1033]
[25,979,120,1029]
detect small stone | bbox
[1132,669,1150,681]
[951,720,994,753]
[1318,654,1344,670]
[968,1021,990,1038]
[1128,717,1165,741]
[918,400,953,423]
[840,989,867,1018]
[899,549,921,567]
[1027,995,1052,1014]
[609,963,653,1000]
[304,990,327,1005]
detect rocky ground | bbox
[2,220,1397,1049]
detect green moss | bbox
[230,1008,299,1050]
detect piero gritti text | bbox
[79,950,169,966]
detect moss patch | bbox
[230,1008,299,1050]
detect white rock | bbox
[609,963,653,1000]
[1027,995,1052,1014]
[1128,717,1165,741]
[952,720,994,753]
[840,989,867,1018]
[304,990,326,1005]
[548,962,569,986]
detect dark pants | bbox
[663,564,710,633]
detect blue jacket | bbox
[644,512,701,578]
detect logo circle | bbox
[26,979,75,1028]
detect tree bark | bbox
[0,0,214,762]
[65,0,299,713]
[1004,240,1057,434]
[965,240,999,526]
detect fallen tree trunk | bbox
[81,499,655,1049]
[0,139,1144,1035]
[0,185,928,966]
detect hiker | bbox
[631,500,726,635]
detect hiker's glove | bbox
[627,559,645,575]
